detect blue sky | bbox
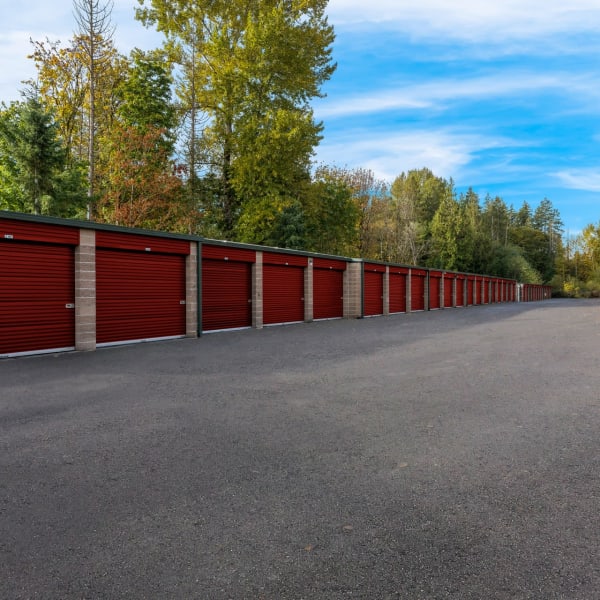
[2,0,600,233]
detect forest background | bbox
[0,0,598,295]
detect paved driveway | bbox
[1,299,599,599]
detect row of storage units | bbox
[0,212,549,357]
[361,265,516,317]
[519,283,552,302]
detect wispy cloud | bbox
[328,0,600,43]
[554,169,600,192]
[316,72,585,119]
[316,128,517,182]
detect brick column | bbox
[343,261,362,318]
[305,259,313,322]
[75,229,96,351]
[252,251,263,329]
[383,266,390,316]
[186,242,198,337]
[452,277,457,307]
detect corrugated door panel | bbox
[0,241,75,355]
[467,279,474,305]
[0,218,79,245]
[313,258,347,270]
[429,275,441,309]
[96,230,190,255]
[202,244,255,263]
[456,278,465,307]
[443,276,453,307]
[475,279,482,304]
[202,259,252,331]
[411,273,425,311]
[313,268,343,320]
[364,270,384,316]
[96,249,186,344]
[263,264,305,325]
[483,279,489,303]
[263,251,307,267]
[389,272,406,313]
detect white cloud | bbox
[0,1,162,103]
[316,128,513,182]
[316,72,578,120]
[554,169,600,192]
[327,0,600,42]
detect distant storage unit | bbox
[95,231,189,345]
[410,269,427,311]
[263,251,307,325]
[443,273,454,308]
[363,262,385,317]
[389,266,408,314]
[313,257,346,320]
[0,217,79,356]
[429,271,442,310]
[201,244,255,332]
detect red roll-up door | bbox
[96,249,186,344]
[483,279,489,304]
[429,273,441,309]
[411,271,426,311]
[263,264,305,325]
[475,278,482,304]
[443,275,454,307]
[389,270,407,313]
[0,241,75,356]
[456,277,465,307]
[313,266,344,320]
[363,264,384,316]
[202,259,252,331]
[467,278,474,305]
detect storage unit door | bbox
[456,279,465,307]
[429,275,441,309]
[202,259,252,331]
[443,276,454,307]
[0,241,75,355]
[476,280,483,304]
[411,273,426,311]
[363,270,384,316]
[467,279,474,305]
[96,249,186,344]
[313,268,344,320]
[263,264,305,325]
[389,272,406,313]
[483,280,489,303]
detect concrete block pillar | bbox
[305,259,314,322]
[75,229,96,351]
[343,261,362,318]
[252,251,263,329]
[406,269,412,313]
[383,266,390,316]
[186,242,198,337]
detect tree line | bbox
[1,0,595,291]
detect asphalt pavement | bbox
[1,299,599,599]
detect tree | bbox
[136,0,336,239]
[116,50,176,146]
[385,168,451,265]
[302,172,359,255]
[96,52,194,232]
[314,165,388,258]
[96,123,188,230]
[0,94,86,216]
[29,11,125,218]
[73,0,116,216]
